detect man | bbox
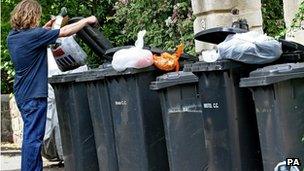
[7,0,98,170]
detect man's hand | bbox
[59,16,98,37]
[84,16,98,25]
[43,18,56,30]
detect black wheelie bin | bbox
[75,65,118,171]
[184,61,263,171]
[240,63,304,171]
[150,71,208,171]
[183,27,263,171]
[49,72,99,171]
[77,64,169,171]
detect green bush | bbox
[105,0,195,55]
[261,0,286,37]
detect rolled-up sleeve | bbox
[36,28,60,47]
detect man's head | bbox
[10,0,42,30]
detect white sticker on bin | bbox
[203,103,219,109]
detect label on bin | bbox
[203,102,219,109]
[115,100,127,106]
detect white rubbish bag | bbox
[218,31,283,64]
[111,30,154,72]
[51,36,87,72]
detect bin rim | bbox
[240,63,304,87]
[150,71,198,90]
[183,60,243,72]
[48,72,85,84]
[194,27,248,44]
[75,71,106,82]
[104,66,157,77]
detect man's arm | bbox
[59,16,97,37]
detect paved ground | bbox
[1,143,64,171]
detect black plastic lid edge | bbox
[48,76,77,84]
[240,72,304,87]
[75,75,105,82]
[105,66,156,77]
[150,77,198,90]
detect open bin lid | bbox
[194,27,248,44]
[150,71,198,90]
[183,60,243,72]
[240,63,304,87]
[279,39,304,52]
[68,17,113,61]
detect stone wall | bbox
[283,0,304,45]
[1,94,13,143]
[1,94,23,145]
[9,96,23,145]
[191,0,263,53]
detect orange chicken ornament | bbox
[153,44,184,72]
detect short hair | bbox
[10,0,42,30]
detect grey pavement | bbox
[1,144,64,171]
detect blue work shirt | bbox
[7,28,60,103]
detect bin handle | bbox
[164,72,181,80]
[270,65,292,74]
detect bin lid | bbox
[104,65,157,77]
[183,60,243,72]
[240,63,304,87]
[194,27,248,44]
[279,39,304,52]
[48,72,85,84]
[75,70,106,82]
[75,64,115,82]
[150,71,198,90]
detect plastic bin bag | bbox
[42,84,63,161]
[111,30,153,71]
[153,44,184,71]
[199,49,220,62]
[218,31,283,64]
[51,36,87,72]
[42,49,63,161]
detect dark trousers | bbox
[17,97,47,171]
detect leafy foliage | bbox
[291,1,304,29]
[108,0,195,54]
[261,0,286,37]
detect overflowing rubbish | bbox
[153,44,184,71]
[111,30,154,71]
[218,31,283,64]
